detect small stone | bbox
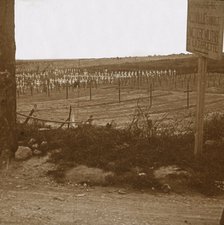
[118,189,127,195]
[138,172,146,176]
[32,143,39,150]
[205,140,217,146]
[28,138,36,146]
[39,141,48,151]
[53,197,65,201]
[15,146,32,161]
[76,194,86,197]
[21,187,28,190]
[38,128,50,131]
[52,148,63,154]
[33,149,42,156]
[161,184,171,193]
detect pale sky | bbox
[15,0,188,59]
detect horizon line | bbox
[16,53,191,61]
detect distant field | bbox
[17,54,224,73]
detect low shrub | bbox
[204,112,224,141]
[16,112,224,194]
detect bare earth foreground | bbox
[0,158,223,225]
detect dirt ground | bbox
[0,157,223,225]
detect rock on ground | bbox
[15,146,32,161]
[154,165,191,192]
[154,165,189,179]
[65,165,114,185]
[33,149,42,156]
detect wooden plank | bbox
[194,56,207,156]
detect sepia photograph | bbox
[0,0,224,224]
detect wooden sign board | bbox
[187,0,224,156]
[187,0,224,60]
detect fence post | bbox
[118,77,121,103]
[194,56,207,157]
[138,72,140,90]
[219,73,221,86]
[89,79,92,101]
[149,83,153,107]
[66,81,69,99]
[30,85,33,96]
[187,81,190,109]
[47,79,50,97]
[67,105,72,129]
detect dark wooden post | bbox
[0,0,17,155]
[30,84,33,96]
[118,77,121,103]
[187,82,190,109]
[194,57,207,156]
[137,71,140,90]
[67,105,72,129]
[148,82,153,107]
[184,81,193,109]
[47,79,50,97]
[89,79,92,101]
[66,81,69,99]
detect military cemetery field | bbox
[16,55,224,128]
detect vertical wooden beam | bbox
[0,0,17,154]
[194,56,207,156]
[118,77,121,103]
[149,83,153,107]
[187,81,190,109]
[67,105,72,129]
[66,81,69,99]
[89,79,92,101]
[47,78,50,97]
[137,71,140,90]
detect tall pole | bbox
[194,57,207,156]
[0,0,17,154]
